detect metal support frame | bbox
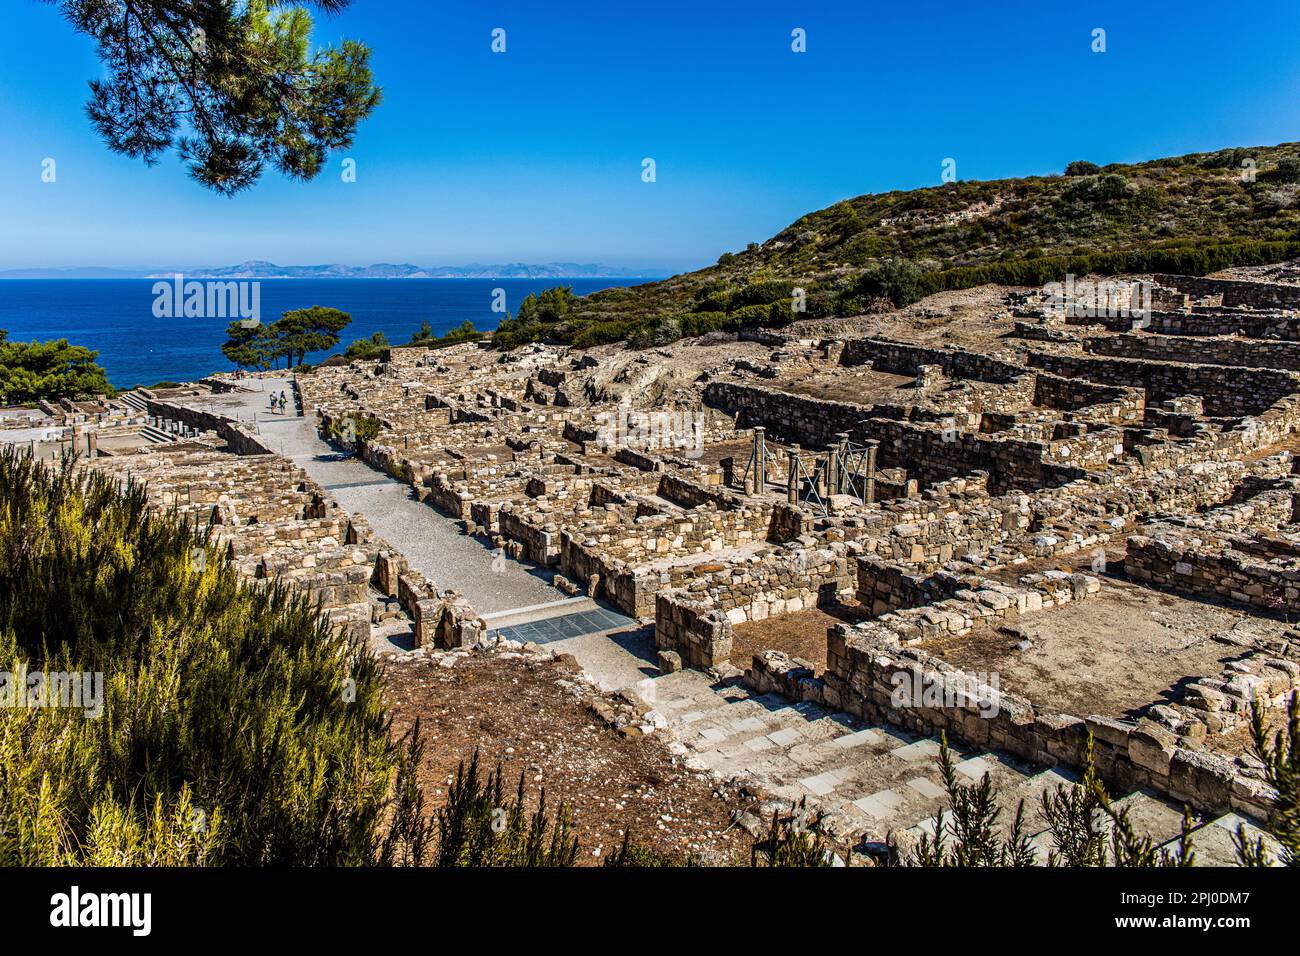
[737,422,880,514]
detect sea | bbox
[0,277,659,390]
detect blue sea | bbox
[0,278,658,389]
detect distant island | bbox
[0,260,659,280]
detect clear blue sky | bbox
[1,0,1297,273]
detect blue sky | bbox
[1,0,1297,273]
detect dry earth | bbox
[381,646,752,864]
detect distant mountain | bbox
[0,261,656,280]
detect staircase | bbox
[139,421,178,444]
[120,390,150,414]
[643,670,1285,865]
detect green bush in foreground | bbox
[327,410,383,448]
[0,449,398,865]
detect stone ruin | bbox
[61,268,1300,856]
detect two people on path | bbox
[267,390,291,416]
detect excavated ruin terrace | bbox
[13,267,1299,861]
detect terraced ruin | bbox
[12,266,1300,864]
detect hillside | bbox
[492,142,1300,350]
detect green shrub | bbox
[570,319,637,349]
[681,311,731,337]
[411,320,482,349]
[1064,160,1101,176]
[751,798,836,867]
[1240,694,1298,865]
[906,734,1196,868]
[1272,157,1300,184]
[729,303,778,326]
[1063,173,1135,205]
[729,280,797,309]
[627,315,682,349]
[328,410,382,446]
[434,750,578,867]
[850,257,924,308]
[0,450,398,865]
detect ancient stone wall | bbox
[1028,352,1299,417]
[654,591,733,669]
[1154,274,1300,310]
[1125,531,1299,614]
[1086,333,1300,372]
[145,398,276,456]
[862,416,1089,493]
[1143,309,1300,341]
[748,629,1281,821]
[703,380,869,450]
[840,338,1026,384]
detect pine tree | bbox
[47,1,381,194]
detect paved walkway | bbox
[177,378,564,616]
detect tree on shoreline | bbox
[46,0,381,194]
[344,330,390,360]
[220,306,352,369]
[409,320,482,348]
[220,320,277,370]
[275,306,351,366]
[0,330,113,404]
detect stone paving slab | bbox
[890,739,943,762]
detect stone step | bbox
[641,668,1277,859]
[994,767,1079,839]
[480,596,594,629]
[121,390,150,413]
[140,423,178,444]
[1105,791,1195,847]
[1159,811,1285,866]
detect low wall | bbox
[654,591,732,669]
[397,569,485,649]
[840,337,1027,384]
[703,380,1088,493]
[1029,351,1299,418]
[1154,274,1300,310]
[1125,530,1300,614]
[145,398,276,456]
[1086,333,1300,372]
[1143,309,1300,341]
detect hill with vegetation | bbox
[491,143,1300,350]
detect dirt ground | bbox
[919,577,1290,719]
[730,604,871,672]
[382,649,751,865]
[791,285,1024,350]
[775,368,917,405]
